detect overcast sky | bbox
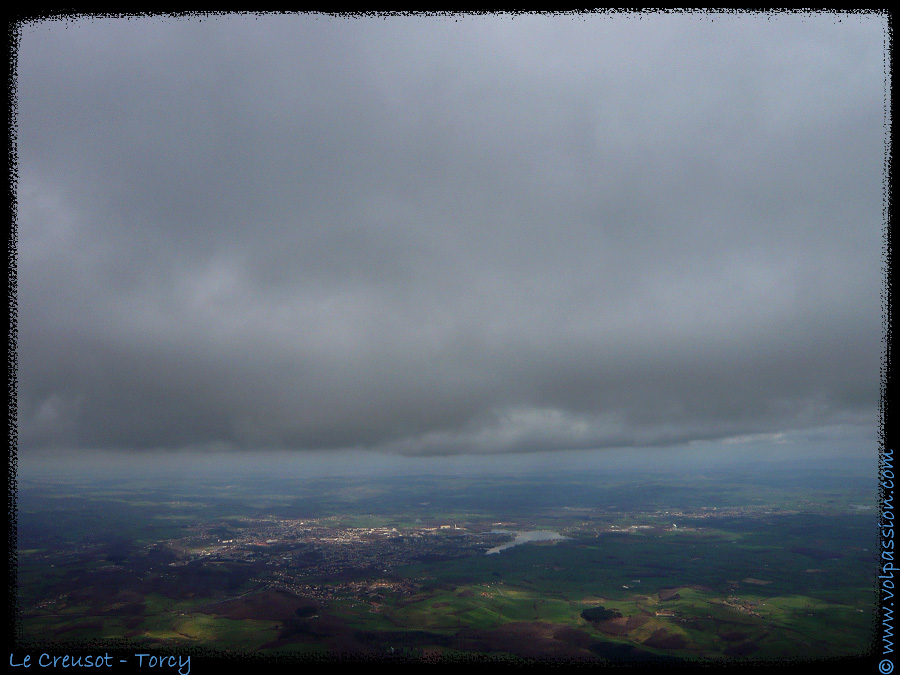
[14,12,888,460]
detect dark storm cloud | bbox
[15,12,886,456]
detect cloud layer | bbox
[15,13,887,455]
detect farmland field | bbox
[14,455,878,667]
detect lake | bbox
[485,529,567,555]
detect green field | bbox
[15,465,878,664]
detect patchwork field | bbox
[14,465,877,665]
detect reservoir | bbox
[485,529,566,555]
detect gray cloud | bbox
[15,12,887,456]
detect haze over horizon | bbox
[14,12,888,463]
